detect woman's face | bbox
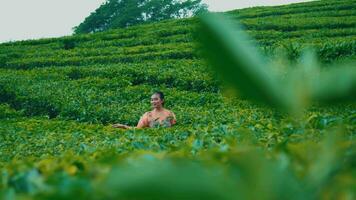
[151,93,164,109]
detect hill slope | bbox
[0,0,355,125]
[0,0,355,69]
[0,1,355,199]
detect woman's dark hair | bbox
[153,91,164,100]
[153,91,165,105]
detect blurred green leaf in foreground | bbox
[196,14,356,114]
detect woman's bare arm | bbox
[112,123,145,129]
[136,112,149,128]
[112,113,148,129]
[112,123,131,129]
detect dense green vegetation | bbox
[1,0,355,70]
[74,0,207,34]
[0,0,355,199]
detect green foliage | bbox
[0,0,355,199]
[0,116,354,199]
[198,13,356,113]
[0,104,22,119]
[63,38,77,50]
[1,2,355,70]
[73,0,207,34]
[197,14,287,110]
[0,61,220,124]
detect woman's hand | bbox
[112,123,130,129]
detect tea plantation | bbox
[0,0,355,199]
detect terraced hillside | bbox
[1,0,355,70]
[0,0,355,199]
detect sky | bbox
[0,0,313,43]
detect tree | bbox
[73,0,208,34]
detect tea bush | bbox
[0,0,355,199]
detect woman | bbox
[112,91,177,129]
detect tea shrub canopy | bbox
[0,0,355,199]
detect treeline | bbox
[73,0,207,34]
